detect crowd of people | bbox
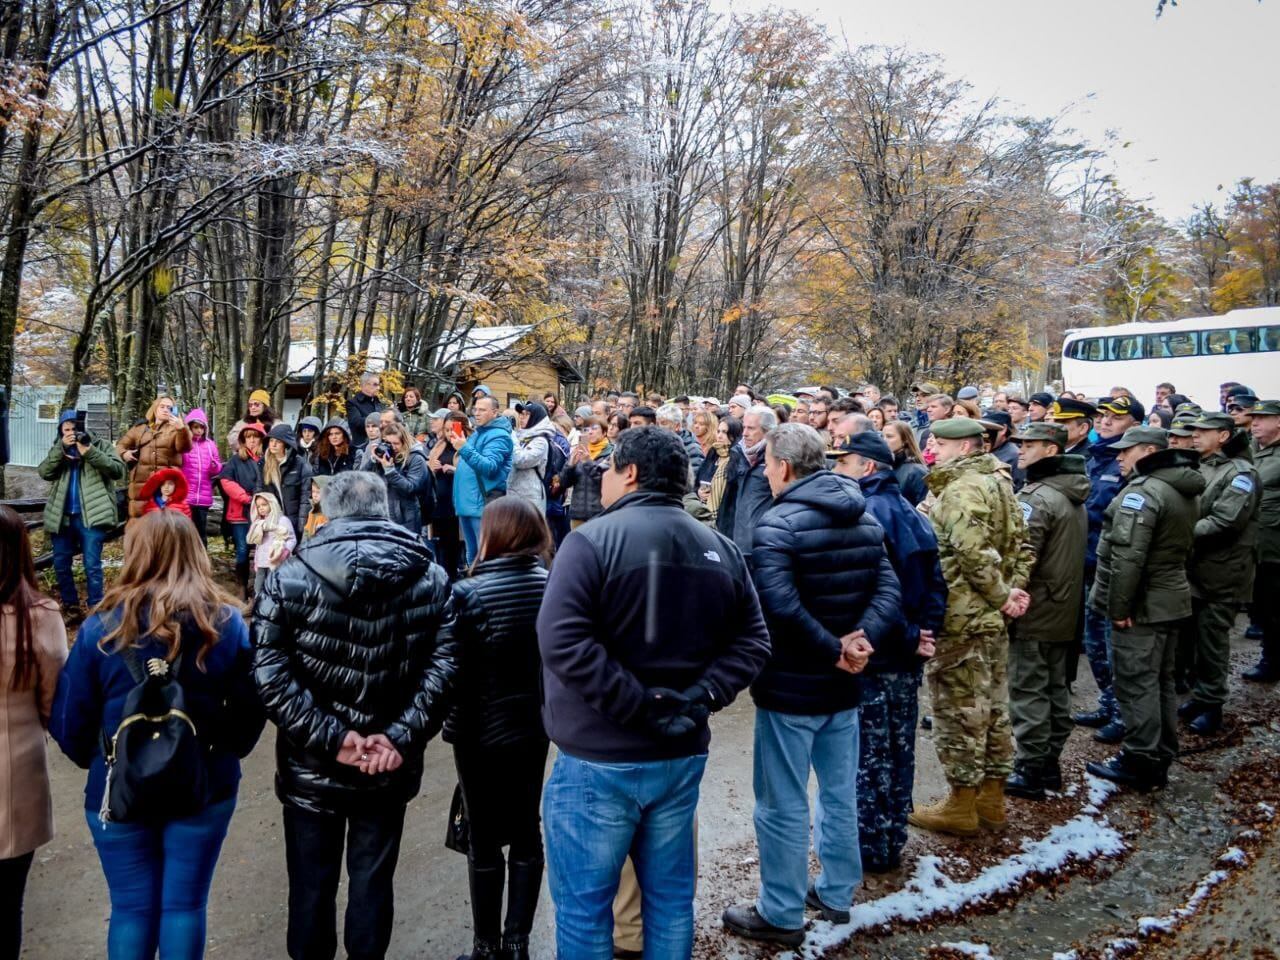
[1,370,1276,960]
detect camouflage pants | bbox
[924,631,1015,787]
[856,670,920,870]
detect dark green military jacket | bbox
[37,437,126,532]
[926,452,1032,641]
[1092,448,1204,625]
[1256,439,1280,565]
[1012,455,1090,644]
[1190,429,1261,601]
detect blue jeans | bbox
[753,707,861,930]
[543,752,706,960]
[87,795,236,960]
[51,512,108,608]
[229,522,250,566]
[190,506,210,548]
[459,515,482,565]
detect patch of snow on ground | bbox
[1082,774,1120,814]
[1258,801,1276,820]
[794,814,1124,955]
[939,941,994,958]
[1052,952,1079,960]
[1132,865,1232,941]
[1103,938,1139,958]
[1218,846,1248,866]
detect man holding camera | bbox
[37,410,126,617]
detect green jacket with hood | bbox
[1092,448,1205,624]
[1013,454,1090,644]
[1190,428,1261,601]
[37,420,126,533]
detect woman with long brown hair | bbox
[116,396,193,519]
[442,497,551,960]
[51,511,265,960]
[0,506,68,957]
[883,420,929,506]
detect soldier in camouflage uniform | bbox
[1178,411,1261,735]
[1244,400,1280,682]
[1087,426,1204,792]
[1005,423,1090,800]
[909,417,1032,837]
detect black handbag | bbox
[444,782,470,855]
[99,643,209,824]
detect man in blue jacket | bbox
[448,395,513,563]
[723,424,901,947]
[1075,394,1142,742]
[537,427,770,960]
[830,431,947,872]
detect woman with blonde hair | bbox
[0,506,68,957]
[117,396,193,519]
[50,511,264,960]
[365,420,431,535]
[882,421,929,506]
[690,409,717,458]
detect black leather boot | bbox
[460,862,505,960]
[1188,704,1223,736]
[1086,751,1164,793]
[501,858,543,960]
[1042,757,1063,792]
[1005,760,1046,800]
[234,561,252,603]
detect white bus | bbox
[1060,306,1280,409]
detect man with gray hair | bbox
[658,402,704,473]
[718,405,778,568]
[348,370,387,447]
[723,423,902,945]
[253,469,457,960]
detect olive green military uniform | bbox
[1009,451,1090,765]
[1250,400,1280,678]
[1091,434,1205,771]
[925,445,1033,788]
[1189,417,1261,706]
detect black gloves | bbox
[641,684,716,738]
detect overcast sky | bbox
[728,0,1279,222]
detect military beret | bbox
[957,386,980,400]
[1191,411,1235,431]
[1097,395,1145,422]
[1048,397,1097,421]
[931,418,986,440]
[1012,422,1068,448]
[1251,399,1280,416]
[1029,392,1056,408]
[1111,425,1168,450]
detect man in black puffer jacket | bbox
[723,423,903,948]
[252,470,456,960]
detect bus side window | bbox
[1108,335,1143,360]
[1202,328,1255,354]
[1261,327,1280,351]
[1146,333,1196,358]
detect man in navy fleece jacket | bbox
[537,427,770,960]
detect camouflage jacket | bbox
[927,453,1032,640]
[1255,439,1280,565]
[1190,429,1261,601]
[1092,448,1204,624]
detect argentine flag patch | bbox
[1231,475,1254,493]
[1121,493,1146,511]
[1020,501,1033,523]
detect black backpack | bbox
[540,434,569,503]
[99,642,208,824]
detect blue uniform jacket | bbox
[1085,434,1126,569]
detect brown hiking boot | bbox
[976,777,1007,831]
[908,785,979,836]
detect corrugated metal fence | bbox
[6,385,114,467]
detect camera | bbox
[75,431,92,446]
[374,442,393,461]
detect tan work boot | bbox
[975,777,1007,831]
[907,785,979,836]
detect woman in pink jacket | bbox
[182,409,222,548]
